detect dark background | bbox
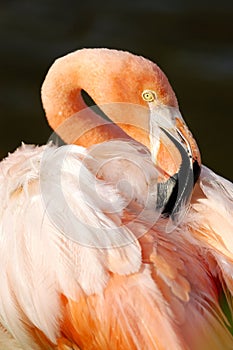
[1,0,233,180]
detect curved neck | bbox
[41,52,131,146]
[41,49,178,147]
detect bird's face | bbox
[99,85,201,218]
[141,88,201,176]
[141,88,201,217]
[77,84,201,221]
[78,50,201,184]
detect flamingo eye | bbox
[142,89,156,102]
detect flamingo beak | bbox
[142,90,201,218]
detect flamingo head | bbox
[41,48,201,217]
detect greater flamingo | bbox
[0,48,232,350]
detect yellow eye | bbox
[142,89,156,102]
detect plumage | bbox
[0,48,232,349]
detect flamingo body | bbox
[0,49,232,349]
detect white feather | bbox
[188,165,233,295]
[0,141,158,346]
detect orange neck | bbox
[41,49,177,148]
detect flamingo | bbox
[0,48,232,350]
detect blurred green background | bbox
[1,0,233,180]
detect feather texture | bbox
[0,142,233,349]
